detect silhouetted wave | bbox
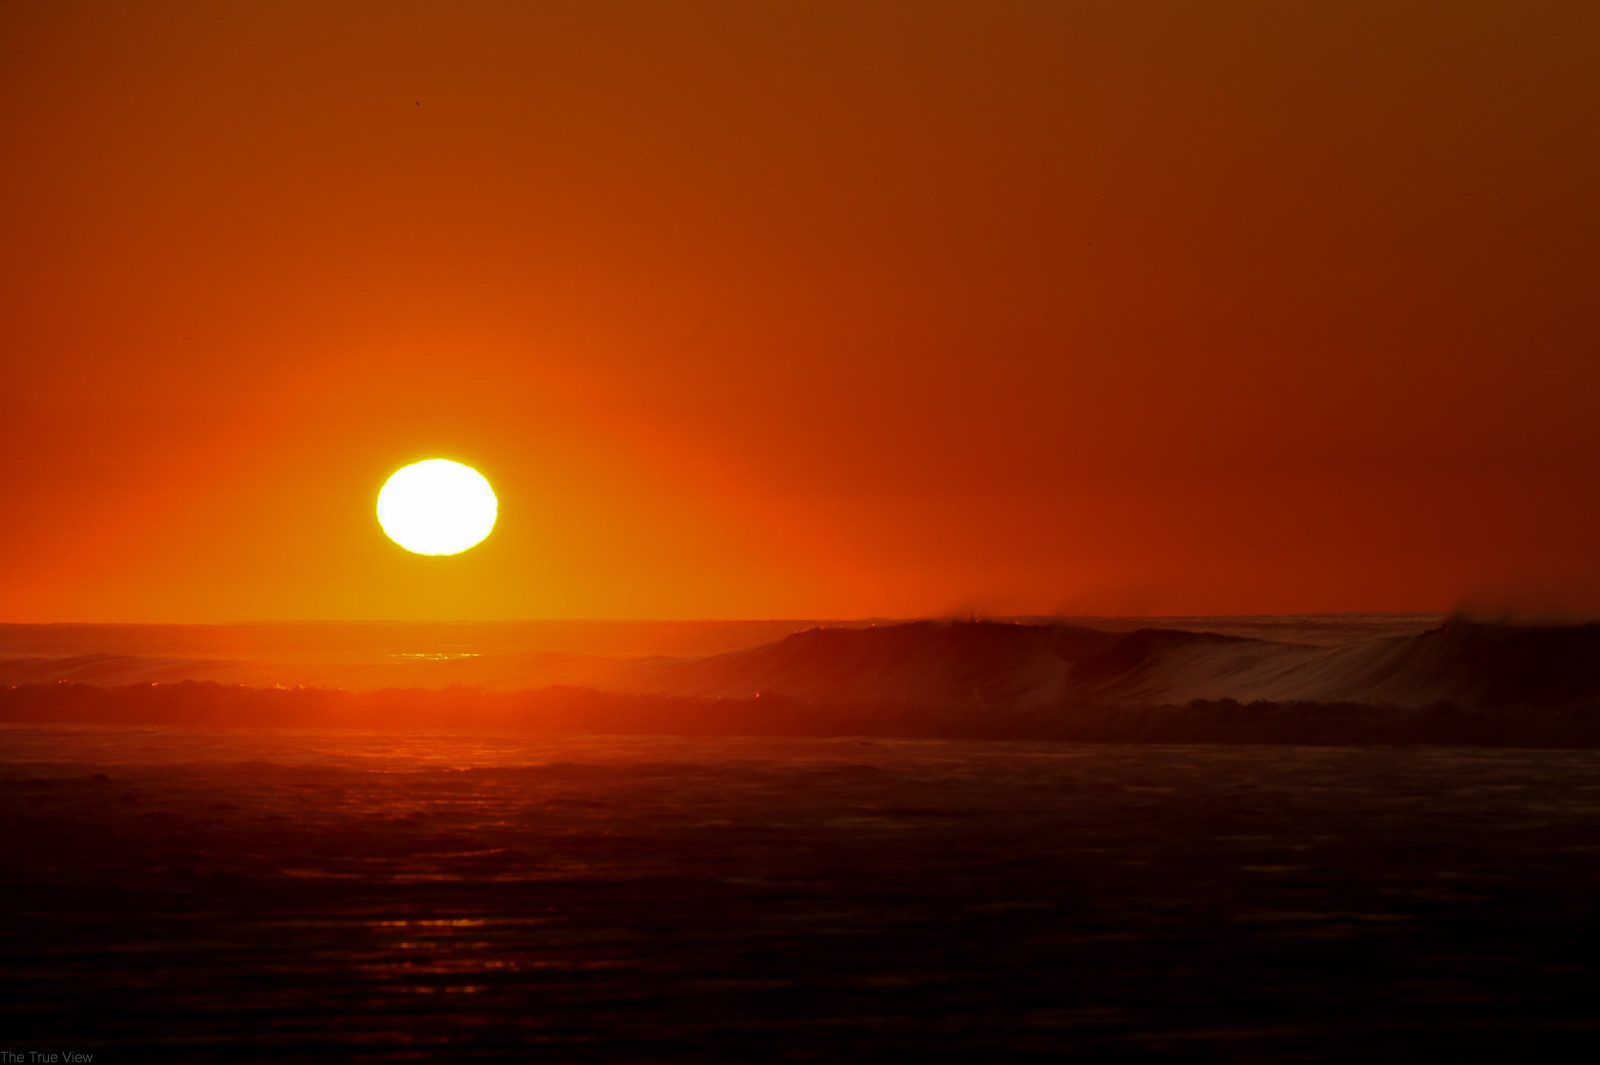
[631,617,1600,710]
[5,618,1599,745]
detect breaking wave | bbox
[633,618,1600,710]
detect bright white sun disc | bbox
[377,459,498,555]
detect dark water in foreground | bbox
[5,727,1600,1062]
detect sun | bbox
[377,459,498,555]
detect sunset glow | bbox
[5,4,1600,1059]
[1,0,1597,623]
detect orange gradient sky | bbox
[3,1,1598,622]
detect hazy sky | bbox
[3,1,1597,621]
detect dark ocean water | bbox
[6,726,1600,1062]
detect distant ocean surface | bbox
[0,615,1446,691]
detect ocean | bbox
[5,615,1600,1061]
[6,725,1600,1061]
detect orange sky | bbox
[3,1,1598,622]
